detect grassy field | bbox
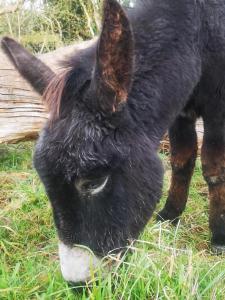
[0,143,224,300]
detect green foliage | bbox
[0,143,224,299]
[0,0,133,53]
[0,0,101,53]
[44,0,101,43]
[0,1,63,53]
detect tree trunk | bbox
[0,39,96,144]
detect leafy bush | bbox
[0,0,132,53]
[44,0,101,43]
[0,0,101,53]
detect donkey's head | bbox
[2,0,163,284]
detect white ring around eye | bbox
[75,176,109,196]
[90,176,109,195]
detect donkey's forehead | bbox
[50,118,129,180]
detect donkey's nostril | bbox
[58,242,101,283]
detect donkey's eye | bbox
[75,176,109,195]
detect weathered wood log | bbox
[0,39,96,144]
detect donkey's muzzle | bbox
[58,242,101,283]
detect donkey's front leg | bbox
[201,120,225,254]
[157,111,197,223]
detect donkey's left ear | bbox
[94,0,134,113]
[1,37,55,95]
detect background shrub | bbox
[0,0,132,53]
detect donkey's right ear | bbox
[1,37,55,95]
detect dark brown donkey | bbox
[2,0,225,283]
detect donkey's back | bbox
[120,1,222,142]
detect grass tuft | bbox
[0,143,224,299]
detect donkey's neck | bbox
[127,0,202,146]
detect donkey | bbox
[2,0,225,283]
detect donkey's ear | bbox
[1,37,55,95]
[94,0,134,113]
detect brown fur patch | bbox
[167,175,190,213]
[201,146,225,241]
[171,146,197,170]
[208,183,225,232]
[97,0,133,111]
[201,146,225,181]
[42,70,68,121]
[167,145,197,214]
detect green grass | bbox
[0,143,224,299]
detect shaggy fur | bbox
[2,0,225,262]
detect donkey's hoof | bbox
[211,244,225,255]
[156,208,180,225]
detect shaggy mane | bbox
[43,70,69,121]
[42,43,96,121]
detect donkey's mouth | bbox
[58,242,101,283]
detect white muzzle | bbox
[58,242,101,283]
